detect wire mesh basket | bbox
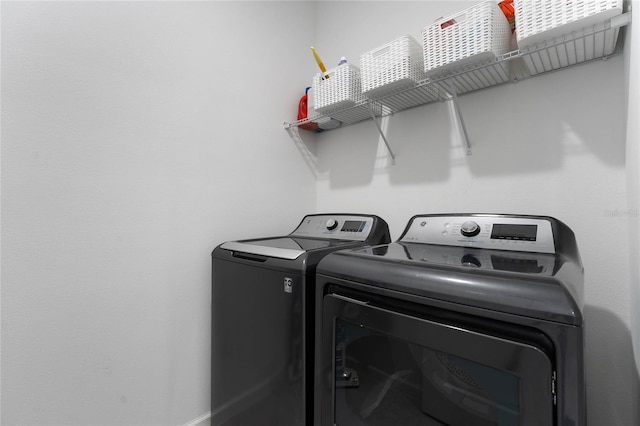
[515,0,623,75]
[515,0,623,50]
[360,35,427,99]
[422,0,512,77]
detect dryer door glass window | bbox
[320,294,554,426]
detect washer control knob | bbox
[325,219,338,230]
[460,221,481,237]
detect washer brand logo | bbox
[284,277,293,293]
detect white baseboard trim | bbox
[182,411,211,426]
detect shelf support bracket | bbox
[609,11,631,29]
[446,85,472,156]
[283,122,318,177]
[366,103,396,165]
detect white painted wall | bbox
[1,2,316,425]
[315,1,639,425]
[2,1,638,425]
[624,0,640,414]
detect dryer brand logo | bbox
[284,277,293,293]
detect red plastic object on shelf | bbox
[499,0,516,33]
[297,87,320,132]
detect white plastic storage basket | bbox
[313,63,364,113]
[360,35,426,99]
[422,0,512,77]
[313,63,380,124]
[515,0,623,50]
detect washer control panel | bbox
[291,215,375,241]
[401,215,556,254]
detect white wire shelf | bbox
[284,12,630,132]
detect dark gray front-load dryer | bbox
[315,214,585,426]
[211,214,390,426]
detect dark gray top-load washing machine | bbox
[315,213,585,426]
[211,214,390,426]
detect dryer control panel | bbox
[400,214,556,254]
[291,214,375,241]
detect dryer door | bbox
[319,293,555,426]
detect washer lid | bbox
[218,214,391,260]
[220,237,356,260]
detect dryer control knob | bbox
[325,219,338,230]
[460,221,481,237]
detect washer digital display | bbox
[491,224,537,241]
[341,221,365,232]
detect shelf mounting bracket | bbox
[366,103,396,165]
[445,84,472,156]
[609,11,631,29]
